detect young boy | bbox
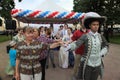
[9,41,17,80]
[67,12,109,80]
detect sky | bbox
[14,0,74,11]
[14,0,74,30]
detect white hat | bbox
[9,41,16,46]
[82,12,107,29]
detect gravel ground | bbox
[0,41,120,80]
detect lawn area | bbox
[109,35,120,44]
[0,35,11,43]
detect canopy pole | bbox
[18,20,20,28]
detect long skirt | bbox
[59,46,68,68]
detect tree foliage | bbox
[0,0,15,19]
[73,0,120,25]
[0,0,22,19]
[19,0,22,2]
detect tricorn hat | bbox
[82,12,107,29]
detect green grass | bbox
[109,35,120,44]
[0,35,11,43]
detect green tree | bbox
[73,0,120,26]
[0,0,15,19]
[0,0,22,19]
[18,0,22,2]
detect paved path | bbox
[0,41,120,80]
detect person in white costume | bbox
[59,27,73,68]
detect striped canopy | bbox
[11,9,85,24]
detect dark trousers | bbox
[40,58,46,80]
[46,50,55,66]
[84,65,101,80]
[68,51,74,67]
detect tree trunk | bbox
[111,24,113,37]
[103,24,109,42]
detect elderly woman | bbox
[67,12,109,80]
[15,27,61,80]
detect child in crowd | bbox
[9,41,17,80]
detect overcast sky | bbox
[14,0,74,11]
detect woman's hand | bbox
[59,41,65,46]
[15,72,20,80]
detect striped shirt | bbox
[37,35,54,60]
[16,40,49,75]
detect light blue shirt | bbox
[9,48,17,67]
[87,31,101,67]
[68,31,108,67]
